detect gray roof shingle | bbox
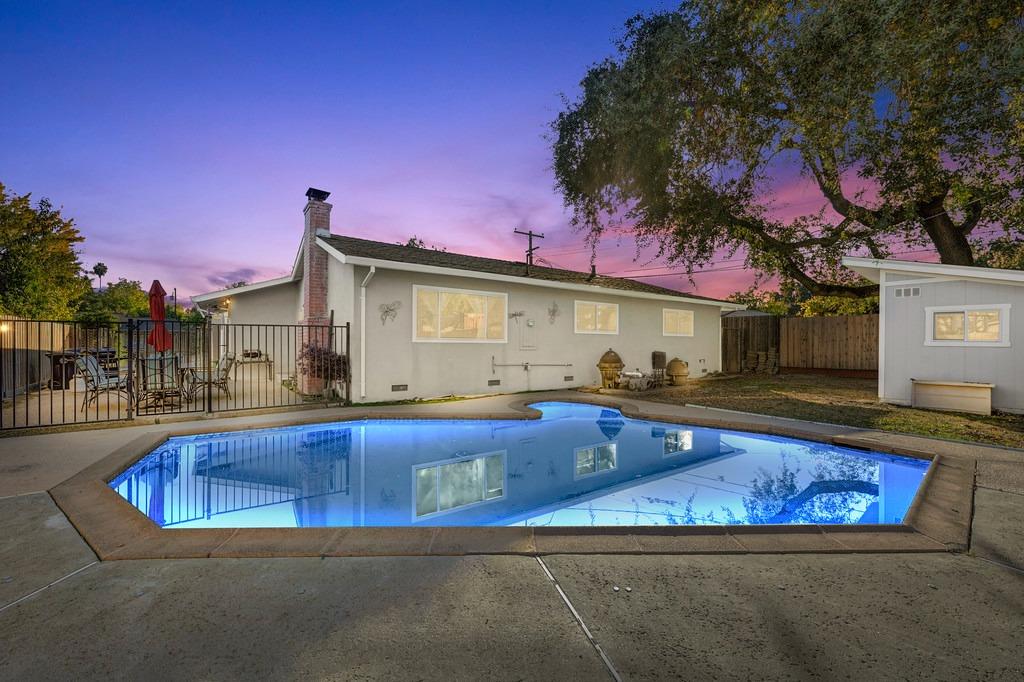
[320,234,732,305]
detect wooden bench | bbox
[911,379,994,416]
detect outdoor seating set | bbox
[74,351,236,412]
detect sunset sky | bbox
[2,0,903,302]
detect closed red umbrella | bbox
[146,280,174,352]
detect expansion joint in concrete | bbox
[536,556,623,682]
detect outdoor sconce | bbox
[0,322,9,334]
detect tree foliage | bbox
[728,283,879,316]
[975,235,1024,270]
[75,278,151,323]
[552,1,1024,297]
[0,183,90,318]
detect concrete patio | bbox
[1,391,1022,680]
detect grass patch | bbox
[639,373,1024,449]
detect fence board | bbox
[724,314,877,374]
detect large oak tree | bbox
[552,1,1024,296]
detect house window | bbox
[925,304,1010,347]
[663,309,695,337]
[414,285,507,343]
[574,443,617,478]
[664,430,693,455]
[415,452,505,518]
[574,301,619,334]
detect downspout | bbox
[359,266,376,399]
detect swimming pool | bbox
[109,402,930,528]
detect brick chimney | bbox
[300,188,331,396]
[302,187,331,327]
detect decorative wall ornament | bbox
[547,301,560,324]
[379,301,401,325]
[509,310,525,324]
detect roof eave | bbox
[191,275,297,304]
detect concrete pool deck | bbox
[2,390,1023,679]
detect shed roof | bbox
[842,257,1024,286]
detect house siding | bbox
[223,281,302,325]
[351,266,723,402]
[882,276,1024,412]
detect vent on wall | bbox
[894,287,920,298]
[391,384,408,392]
[563,375,574,382]
[487,379,501,387]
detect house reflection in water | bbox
[110,403,929,528]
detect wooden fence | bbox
[722,314,878,375]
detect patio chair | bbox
[75,354,130,412]
[136,353,182,409]
[192,351,236,398]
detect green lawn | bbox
[638,373,1024,449]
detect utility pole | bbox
[514,228,545,275]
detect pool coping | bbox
[49,395,974,559]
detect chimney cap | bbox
[306,187,331,202]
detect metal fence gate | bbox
[0,317,351,431]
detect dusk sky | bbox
[4,0,845,302]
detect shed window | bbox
[575,301,618,334]
[663,309,695,337]
[414,286,507,342]
[925,304,1010,347]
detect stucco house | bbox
[194,189,743,402]
[843,256,1024,415]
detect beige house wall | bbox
[221,281,303,325]
[350,266,724,402]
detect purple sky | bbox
[1,1,902,303]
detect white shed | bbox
[843,257,1024,415]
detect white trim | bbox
[412,284,509,344]
[315,237,350,266]
[662,308,695,337]
[317,239,744,309]
[412,450,507,521]
[924,303,1011,347]
[878,271,886,400]
[572,442,618,480]
[192,276,295,303]
[574,300,619,335]
[843,256,1024,287]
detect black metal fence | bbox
[0,317,351,431]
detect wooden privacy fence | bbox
[722,314,878,374]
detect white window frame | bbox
[924,303,1011,348]
[412,450,507,521]
[662,308,695,337]
[573,442,618,480]
[573,300,619,335]
[412,284,508,344]
[663,429,693,456]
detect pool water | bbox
[110,402,930,528]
